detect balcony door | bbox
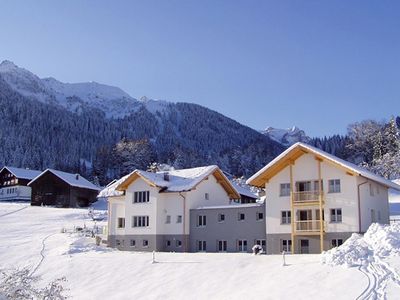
[296,181,312,192]
[297,210,312,231]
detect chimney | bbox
[75,174,79,180]
[163,172,169,181]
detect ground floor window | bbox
[166,240,171,247]
[176,240,182,248]
[331,239,343,248]
[255,239,266,249]
[198,240,207,252]
[281,239,292,252]
[218,240,227,252]
[130,240,136,247]
[143,240,149,247]
[238,240,248,252]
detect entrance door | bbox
[300,239,309,254]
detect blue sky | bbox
[1,0,399,137]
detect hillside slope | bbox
[0,61,283,182]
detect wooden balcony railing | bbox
[292,191,322,204]
[295,220,324,232]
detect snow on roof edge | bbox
[247,142,400,191]
[28,169,100,191]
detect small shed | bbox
[28,169,100,207]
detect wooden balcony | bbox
[292,191,323,206]
[294,220,324,235]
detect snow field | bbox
[0,203,397,299]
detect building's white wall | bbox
[185,174,232,233]
[265,167,291,234]
[109,173,234,237]
[124,178,159,235]
[322,160,359,233]
[156,192,185,235]
[108,197,125,235]
[265,153,360,234]
[358,177,390,232]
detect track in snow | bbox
[356,258,400,300]
[0,205,28,218]
[30,233,57,277]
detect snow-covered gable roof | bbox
[97,175,129,198]
[247,142,400,191]
[1,166,42,180]
[115,165,241,199]
[28,169,100,191]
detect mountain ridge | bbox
[0,60,284,183]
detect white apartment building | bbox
[103,166,240,252]
[247,142,400,254]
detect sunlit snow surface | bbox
[0,203,399,299]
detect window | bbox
[205,193,209,200]
[280,183,291,197]
[117,217,125,228]
[370,184,375,196]
[330,209,342,223]
[218,213,225,223]
[218,240,227,252]
[197,240,207,252]
[238,213,245,221]
[166,215,171,224]
[197,215,206,227]
[130,240,136,247]
[281,211,291,224]
[166,240,171,247]
[116,239,121,246]
[143,240,149,247]
[256,212,264,221]
[177,215,182,223]
[176,240,182,247]
[281,240,292,252]
[238,240,248,252]
[328,179,341,193]
[331,239,343,248]
[133,191,150,203]
[256,239,266,249]
[132,216,150,227]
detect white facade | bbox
[0,185,32,201]
[107,169,238,251]
[265,153,390,236]
[247,142,398,254]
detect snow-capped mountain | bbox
[0,60,284,183]
[0,60,143,118]
[261,126,311,146]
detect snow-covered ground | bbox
[0,203,399,299]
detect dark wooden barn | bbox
[29,169,100,208]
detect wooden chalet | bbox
[29,169,100,207]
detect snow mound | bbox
[322,223,400,267]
